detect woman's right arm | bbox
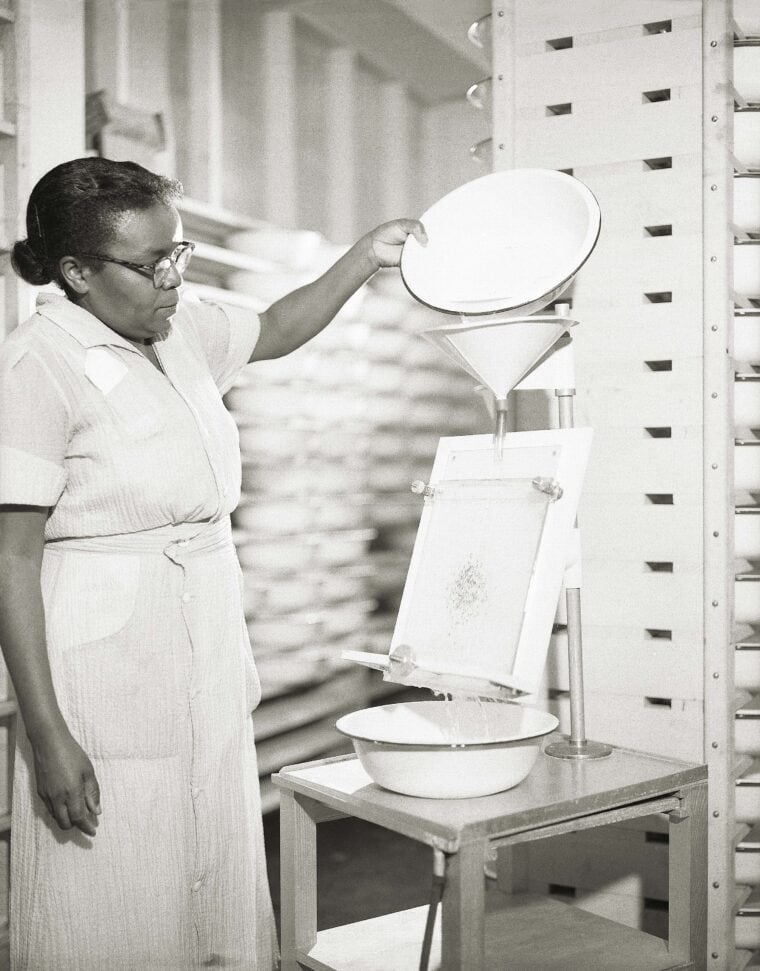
[0,505,101,836]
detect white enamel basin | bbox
[336,700,558,799]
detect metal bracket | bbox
[532,476,564,501]
[411,480,435,498]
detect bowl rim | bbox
[335,701,559,748]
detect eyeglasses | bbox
[77,240,196,288]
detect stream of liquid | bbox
[430,689,504,746]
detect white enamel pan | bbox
[400,168,601,317]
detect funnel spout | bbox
[494,399,509,459]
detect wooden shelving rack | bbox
[480,0,759,965]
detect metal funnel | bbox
[420,314,577,400]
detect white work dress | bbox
[0,293,279,970]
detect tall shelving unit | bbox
[732,1,760,956]
[476,0,759,965]
[0,1,17,951]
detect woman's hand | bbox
[31,729,101,837]
[366,218,428,268]
[252,217,427,361]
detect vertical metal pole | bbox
[565,587,587,747]
[559,391,586,747]
[545,392,610,760]
[702,0,736,963]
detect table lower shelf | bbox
[295,890,691,971]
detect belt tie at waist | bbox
[44,516,234,561]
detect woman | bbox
[0,156,426,969]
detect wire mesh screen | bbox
[392,477,552,687]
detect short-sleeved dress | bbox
[0,292,279,970]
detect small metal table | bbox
[274,738,707,970]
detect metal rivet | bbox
[711,463,718,469]
[712,741,719,749]
[498,74,504,80]
[710,256,717,262]
[711,40,718,47]
[710,184,717,191]
[713,672,720,679]
[713,810,720,818]
[712,955,719,961]
[711,324,718,331]
[712,599,719,606]
[713,531,719,537]
[498,143,505,150]
[711,115,718,122]
[713,881,720,888]
[498,9,504,15]
[711,392,718,399]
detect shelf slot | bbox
[643,21,672,35]
[643,156,672,170]
[735,427,760,446]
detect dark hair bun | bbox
[11,239,52,286]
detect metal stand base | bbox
[545,738,612,760]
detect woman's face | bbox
[73,202,185,342]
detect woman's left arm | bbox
[251,218,427,362]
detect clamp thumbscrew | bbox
[411,480,435,498]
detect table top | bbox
[273,736,707,849]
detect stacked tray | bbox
[227,310,378,701]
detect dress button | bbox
[192,879,202,892]
[182,592,192,603]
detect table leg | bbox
[668,781,707,970]
[441,840,486,971]
[280,790,318,971]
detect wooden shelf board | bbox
[736,626,760,650]
[735,949,759,971]
[738,886,760,916]
[256,717,345,778]
[298,893,681,971]
[252,668,369,742]
[737,883,754,913]
[736,823,752,849]
[0,7,14,24]
[183,280,265,312]
[736,754,755,779]
[737,822,760,850]
[736,690,756,715]
[276,749,705,852]
[737,694,760,718]
[192,240,279,275]
[178,196,267,242]
[737,756,760,783]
